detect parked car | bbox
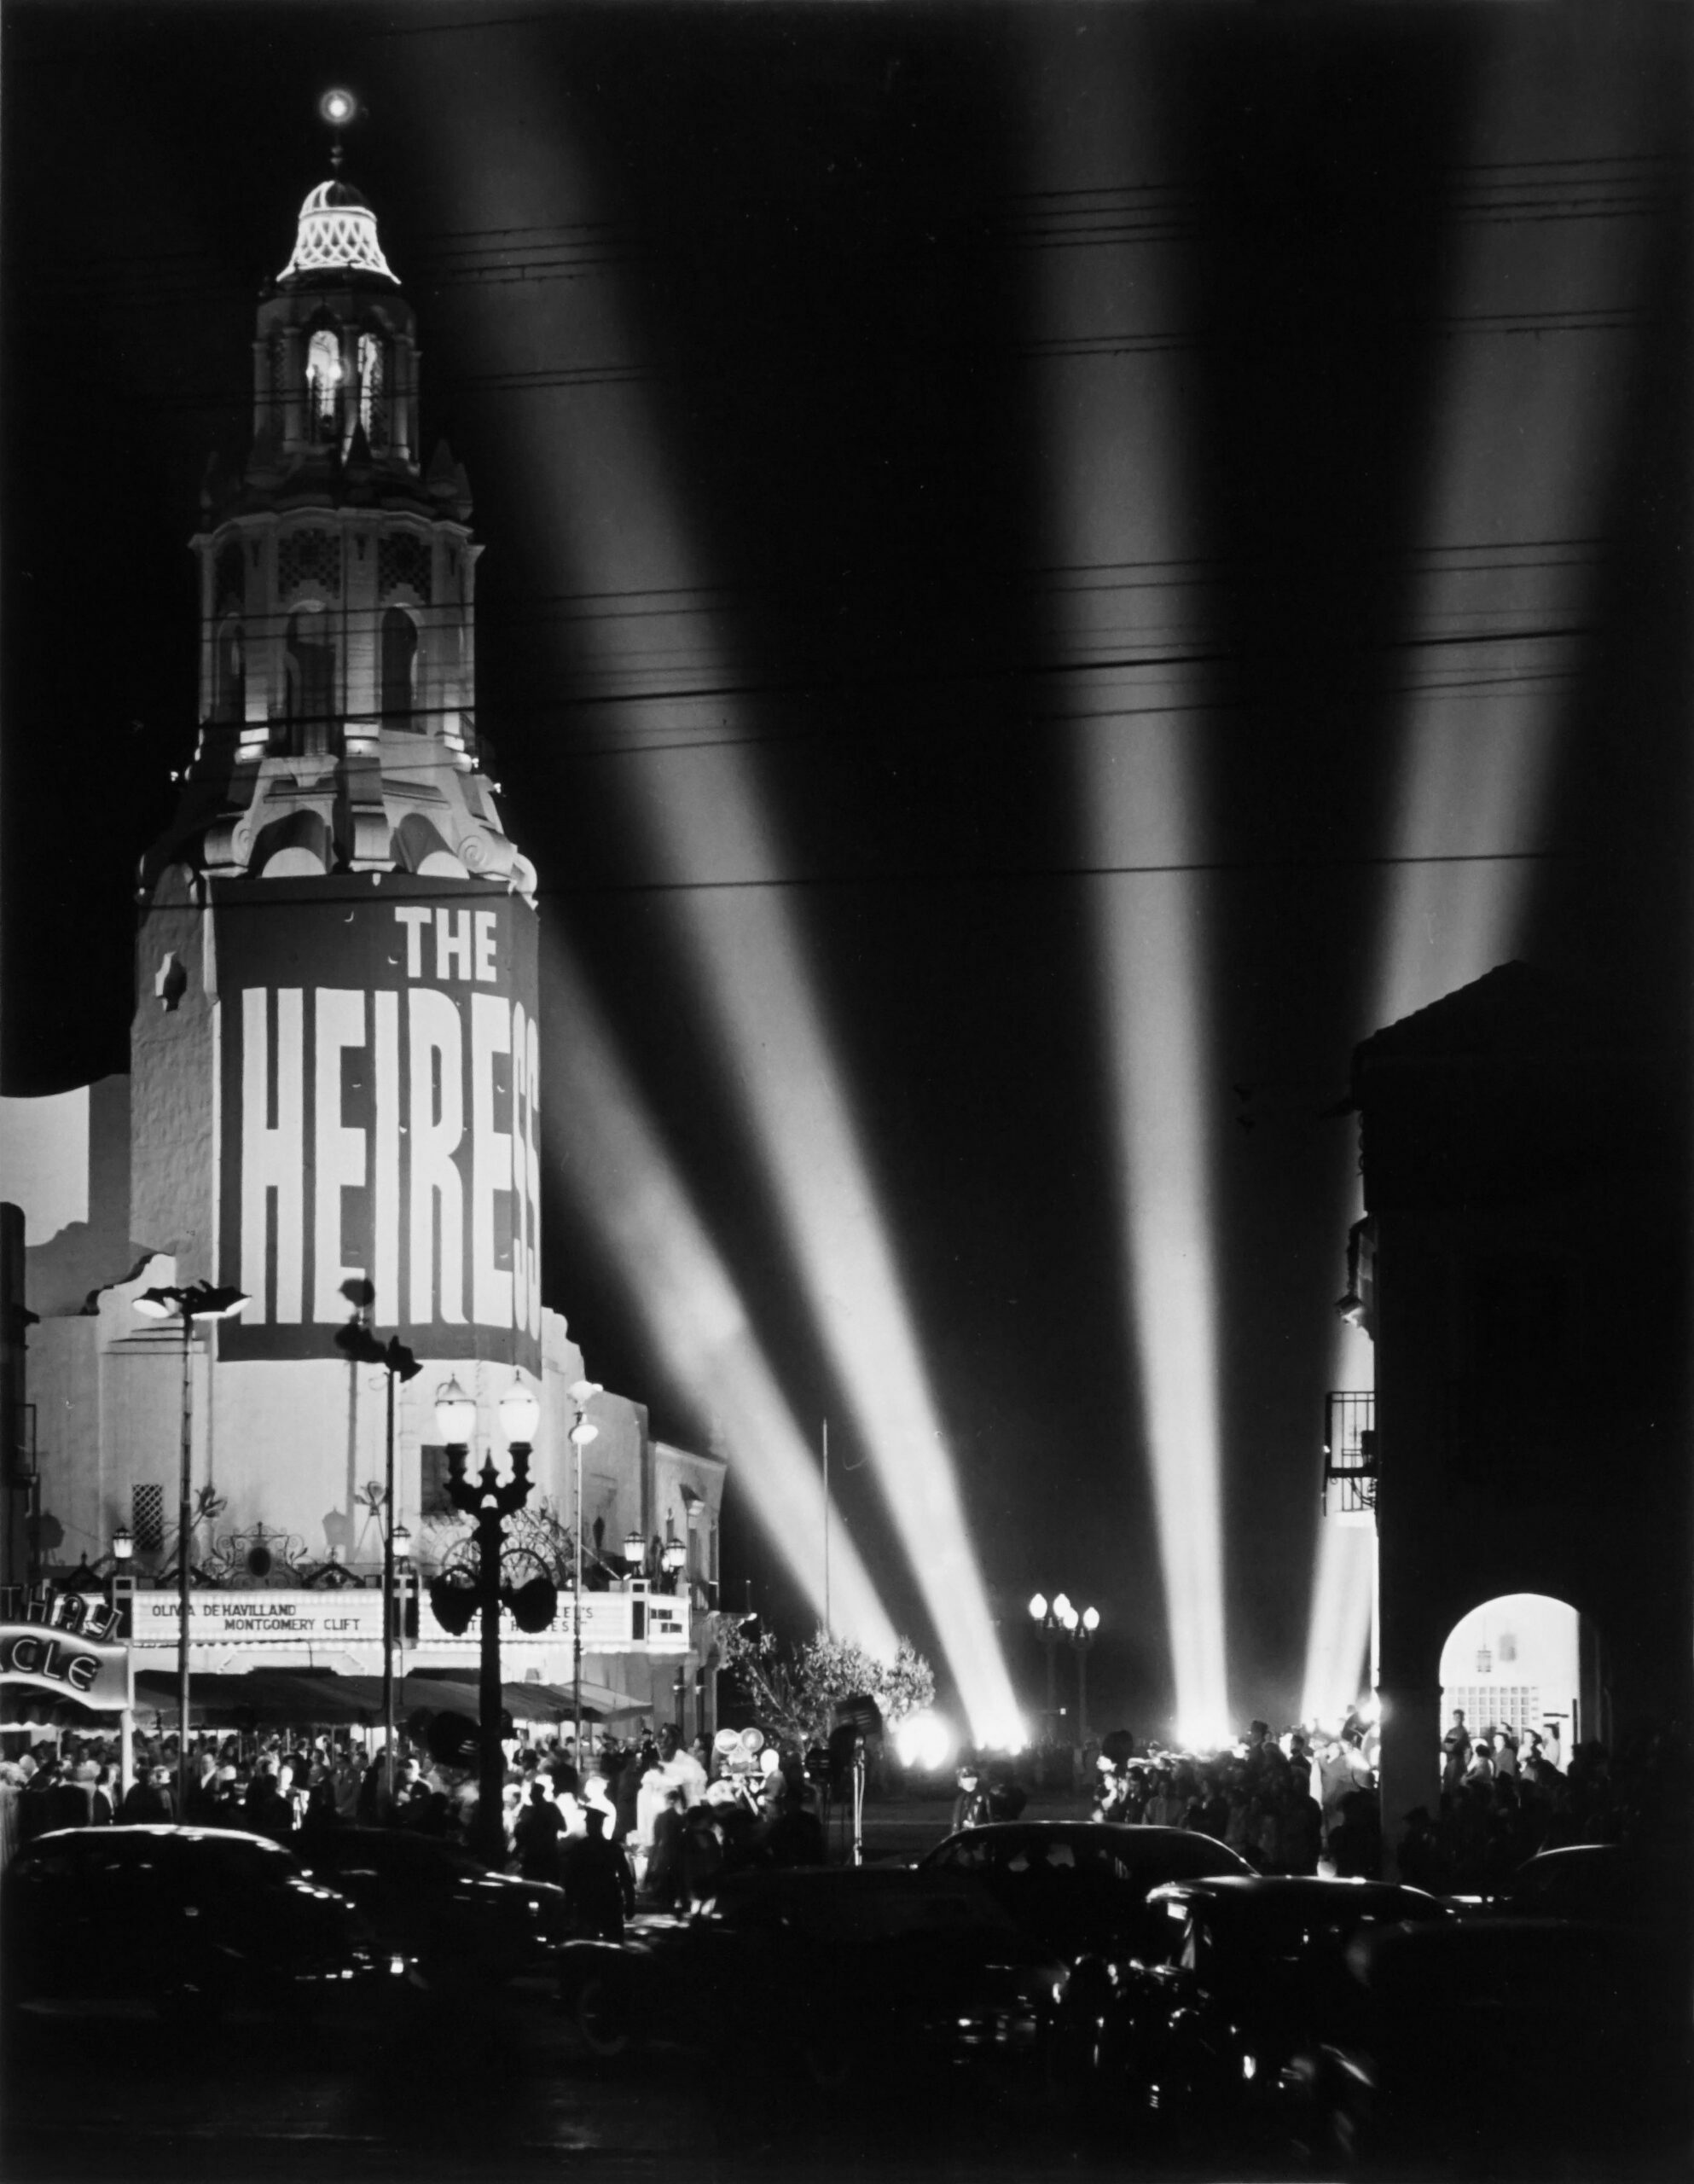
[1488,1841,1689,1931]
[294,1827,568,1988]
[920,1821,1253,1968]
[1314,1911,1686,2174]
[559,1865,1070,2106]
[1083,1875,1453,2155]
[2,1825,380,2030]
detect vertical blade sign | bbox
[215,872,541,1369]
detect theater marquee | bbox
[213,874,541,1370]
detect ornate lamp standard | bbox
[566,1380,603,1767]
[337,1315,421,1815]
[436,1374,540,1867]
[1029,1592,1070,1785]
[132,1280,248,1816]
[1059,1601,1101,1769]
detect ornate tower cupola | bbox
[151,109,533,898]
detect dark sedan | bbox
[1092,1875,1453,2154]
[1490,1841,1690,1931]
[559,1866,1070,2106]
[1317,1845,1691,2173]
[920,1821,1252,1968]
[294,1827,568,1989]
[2,1825,380,2030]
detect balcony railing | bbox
[1323,1391,1377,1521]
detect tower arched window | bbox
[358,332,388,448]
[284,606,338,756]
[213,619,246,725]
[305,328,342,440]
[380,607,419,729]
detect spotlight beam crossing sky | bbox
[3,5,1685,1744]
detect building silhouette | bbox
[1339,961,1690,1853]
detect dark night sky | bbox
[3,3,1688,1740]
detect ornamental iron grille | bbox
[200,1521,308,1587]
[1444,1684,1541,1737]
[277,527,343,601]
[377,532,431,603]
[1322,1391,1377,1518]
[131,1483,165,1554]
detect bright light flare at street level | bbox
[405,49,1024,1751]
[1029,45,1231,1743]
[538,930,898,1660]
[893,1710,956,1772]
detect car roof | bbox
[1152,1875,1440,1908]
[23,1823,289,1852]
[931,1821,1251,1863]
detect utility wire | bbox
[122,843,1587,919]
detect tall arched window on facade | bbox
[358,332,387,448]
[214,619,246,725]
[305,328,341,440]
[285,607,337,755]
[380,607,418,729]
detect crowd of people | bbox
[1073,1717,1384,1876]
[0,1717,831,1926]
[1035,1705,1686,1892]
[5,1699,1680,1907]
[1397,1707,1688,1892]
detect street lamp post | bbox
[132,1281,248,1818]
[566,1380,603,1770]
[391,1523,412,1771]
[438,1375,540,1867]
[1058,1601,1101,1780]
[337,1316,421,1816]
[1028,1593,1070,1786]
[110,1525,135,1798]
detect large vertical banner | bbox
[215,874,541,1371]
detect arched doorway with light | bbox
[1438,1592,1605,1774]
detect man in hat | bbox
[1441,1709,1471,1797]
[951,1762,992,1833]
[560,1804,636,1940]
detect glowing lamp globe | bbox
[1028,1593,1047,1621]
[1053,1592,1073,1623]
[623,1530,646,1565]
[433,1377,478,1447]
[497,1380,540,1445]
[112,1526,133,1564]
[1059,1602,1080,1632]
[319,88,357,126]
[392,1525,412,1563]
[1082,1606,1100,1633]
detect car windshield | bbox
[314,1833,482,1879]
[1163,1890,1447,1977]
[935,1827,1244,1890]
